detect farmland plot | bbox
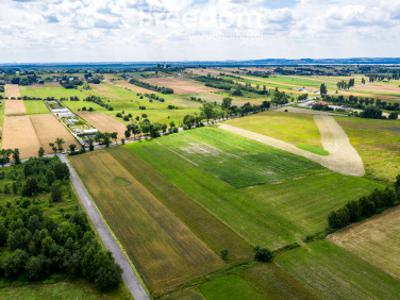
[143,77,218,95]
[127,127,378,249]
[330,206,400,280]
[4,84,21,98]
[2,115,40,157]
[70,151,223,296]
[77,112,127,140]
[5,100,26,116]
[276,240,400,299]
[31,114,77,152]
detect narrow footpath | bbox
[58,154,150,300]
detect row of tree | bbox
[128,78,174,94]
[323,95,400,111]
[328,177,400,231]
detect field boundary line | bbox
[59,154,151,300]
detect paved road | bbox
[58,154,150,300]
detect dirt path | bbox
[59,155,150,300]
[219,115,365,176]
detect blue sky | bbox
[0,0,399,62]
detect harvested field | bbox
[77,112,126,140]
[70,151,223,296]
[330,206,400,280]
[143,77,218,95]
[4,84,21,98]
[2,116,40,158]
[31,114,77,152]
[5,100,26,116]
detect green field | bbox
[126,127,380,249]
[276,240,400,299]
[23,100,49,114]
[225,111,328,155]
[20,84,89,99]
[70,150,223,296]
[0,280,131,300]
[336,117,400,182]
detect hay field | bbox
[5,100,26,116]
[20,83,89,99]
[143,77,218,95]
[330,206,400,280]
[70,151,223,296]
[336,117,400,182]
[276,240,400,299]
[4,84,21,98]
[31,114,77,152]
[126,127,379,249]
[2,114,76,157]
[78,112,127,140]
[2,115,40,157]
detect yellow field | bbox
[70,151,223,296]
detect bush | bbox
[50,181,63,202]
[254,247,273,262]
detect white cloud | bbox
[0,0,399,62]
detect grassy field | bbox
[166,263,318,300]
[0,280,131,300]
[70,150,223,296]
[20,84,89,99]
[330,205,400,280]
[225,111,328,155]
[336,117,400,182]
[276,240,400,299]
[23,100,49,114]
[126,127,380,249]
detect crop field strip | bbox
[330,205,400,280]
[126,127,380,249]
[70,151,224,296]
[275,240,400,299]
[109,147,254,262]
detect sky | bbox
[0,0,400,62]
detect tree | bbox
[124,129,131,139]
[93,251,122,291]
[2,249,28,279]
[200,103,216,122]
[0,222,8,246]
[55,138,65,152]
[254,246,273,262]
[396,175,400,194]
[54,162,70,180]
[110,132,118,143]
[220,249,229,261]
[38,147,45,158]
[26,255,47,281]
[0,149,12,167]
[49,143,57,153]
[388,112,398,120]
[222,97,232,110]
[22,177,39,196]
[50,181,63,202]
[12,149,21,165]
[320,83,328,96]
[88,138,94,151]
[69,144,77,153]
[360,107,382,119]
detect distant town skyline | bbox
[1,0,399,62]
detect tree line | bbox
[128,78,174,94]
[328,176,400,231]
